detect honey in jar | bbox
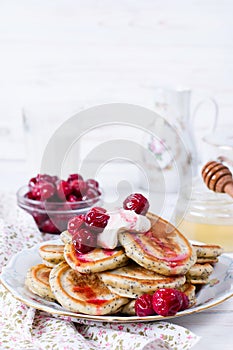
[176,179,233,252]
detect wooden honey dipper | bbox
[202,160,233,198]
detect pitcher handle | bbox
[217,156,233,168]
[192,97,219,132]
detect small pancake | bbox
[64,243,129,273]
[98,263,186,298]
[120,299,136,316]
[60,230,72,244]
[119,212,197,276]
[178,283,196,307]
[196,257,218,264]
[186,264,213,283]
[39,244,65,266]
[42,259,59,268]
[192,244,223,258]
[49,261,129,315]
[186,277,209,285]
[25,264,55,301]
[186,263,214,279]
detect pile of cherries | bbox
[68,193,150,254]
[26,173,100,203]
[135,288,189,317]
[24,173,101,234]
[68,207,110,254]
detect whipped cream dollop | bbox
[97,208,151,249]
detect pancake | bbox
[118,212,196,276]
[120,299,136,316]
[42,259,60,268]
[196,257,219,264]
[98,262,186,298]
[186,277,209,285]
[39,244,65,266]
[178,283,196,307]
[192,244,223,258]
[49,261,129,315]
[186,263,214,279]
[60,230,72,244]
[186,263,213,284]
[25,263,55,301]
[64,243,129,273]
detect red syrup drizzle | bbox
[86,299,107,305]
[73,286,96,299]
[73,247,115,263]
[119,209,137,229]
[73,245,92,263]
[133,232,188,266]
[74,253,92,263]
[102,249,115,256]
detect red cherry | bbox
[67,215,85,235]
[85,188,99,199]
[72,228,97,254]
[85,207,110,232]
[123,193,149,215]
[36,174,55,183]
[152,288,183,317]
[50,175,59,183]
[39,219,60,234]
[31,181,55,200]
[70,180,87,197]
[86,179,99,189]
[177,291,189,310]
[56,180,72,199]
[32,212,48,226]
[67,194,79,202]
[25,191,36,200]
[29,174,59,192]
[28,177,37,190]
[40,181,56,200]
[90,206,106,213]
[31,186,40,200]
[135,294,155,317]
[67,173,83,182]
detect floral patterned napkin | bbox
[0,193,200,350]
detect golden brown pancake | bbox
[118,212,196,276]
[178,283,196,307]
[49,261,129,315]
[192,244,223,258]
[186,263,214,279]
[25,263,55,301]
[196,257,219,264]
[39,244,65,267]
[64,243,129,273]
[60,230,72,244]
[98,262,186,298]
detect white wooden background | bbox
[0,0,233,190]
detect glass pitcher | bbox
[154,87,219,173]
[141,88,219,193]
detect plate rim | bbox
[1,239,233,323]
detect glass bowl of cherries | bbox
[17,173,102,234]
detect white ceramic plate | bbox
[1,239,233,323]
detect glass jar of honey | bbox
[176,178,233,252]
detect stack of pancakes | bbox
[25,212,223,316]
